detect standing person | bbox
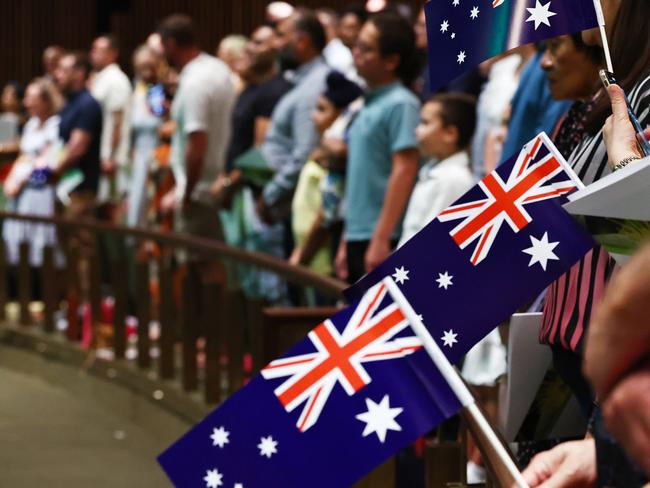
[337,11,421,283]
[217,35,249,95]
[317,9,355,78]
[52,51,103,213]
[42,45,65,81]
[212,24,292,204]
[523,0,650,486]
[258,9,331,224]
[52,51,103,335]
[127,45,163,229]
[338,3,367,53]
[399,93,476,245]
[3,78,64,269]
[90,35,132,205]
[157,14,235,280]
[0,82,24,147]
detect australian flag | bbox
[159,281,464,487]
[346,133,595,364]
[159,134,595,487]
[425,0,600,92]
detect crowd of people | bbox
[1,0,650,486]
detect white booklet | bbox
[499,313,551,442]
[563,155,650,221]
[563,156,650,263]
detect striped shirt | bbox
[540,72,650,352]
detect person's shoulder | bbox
[79,90,103,117]
[385,84,420,108]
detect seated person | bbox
[399,93,476,246]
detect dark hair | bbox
[340,3,368,24]
[67,51,93,79]
[3,81,24,102]
[323,71,363,109]
[157,14,197,48]
[294,10,327,53]
[587,0,650,133]
[427,92,477,149]
[568,33,603,67]
[369,11,421,86]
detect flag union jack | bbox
[262,284,422,432]
[438,135,579,265]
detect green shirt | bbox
[344,82,420,241]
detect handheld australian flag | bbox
[159,281,465,487]
[345,133,595,364]
[425,0,600,92]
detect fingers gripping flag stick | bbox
[425,0,599,93]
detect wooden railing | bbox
[0,211,506,487]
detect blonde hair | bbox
[29,77,64,114]
[217,35,248,60]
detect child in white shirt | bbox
[399,93,477,246]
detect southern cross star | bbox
[210,426,230,448]
[441,20,450,33]
[441,329,458,348]
[452,0,460,6]
[203,468,223,488]
[457,51,467,64]
[436,271,454,290]
[470,6,480,19]
[522,232,559,271]
[392,266,410,285]
[258,436,278,458]
[356,395,403,443]
[526,0,557,30]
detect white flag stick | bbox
[593,0,614,73]
[382,276,529,488]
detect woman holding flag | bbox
[524,1,650,486]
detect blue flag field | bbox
[425,0,600,92]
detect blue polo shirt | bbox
[344,82,420,241]
[59,89,102,193]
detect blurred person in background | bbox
[471,45,535,179]
[90,34,132,207]
[266,1,295,26]
[127,45,163,229]
[157,13,235,298]
[317,9,355,78]
[338,3,367,53]
[0,82,24,157]
[289,71,363,281]
[213,24,292,205]
[217,34,249,94]
[42,45,65,81]
[337,11,421,283]
[3,78,64,272]
[52,51,103,332]
[258,9,330,225]
[53,51,102,208]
